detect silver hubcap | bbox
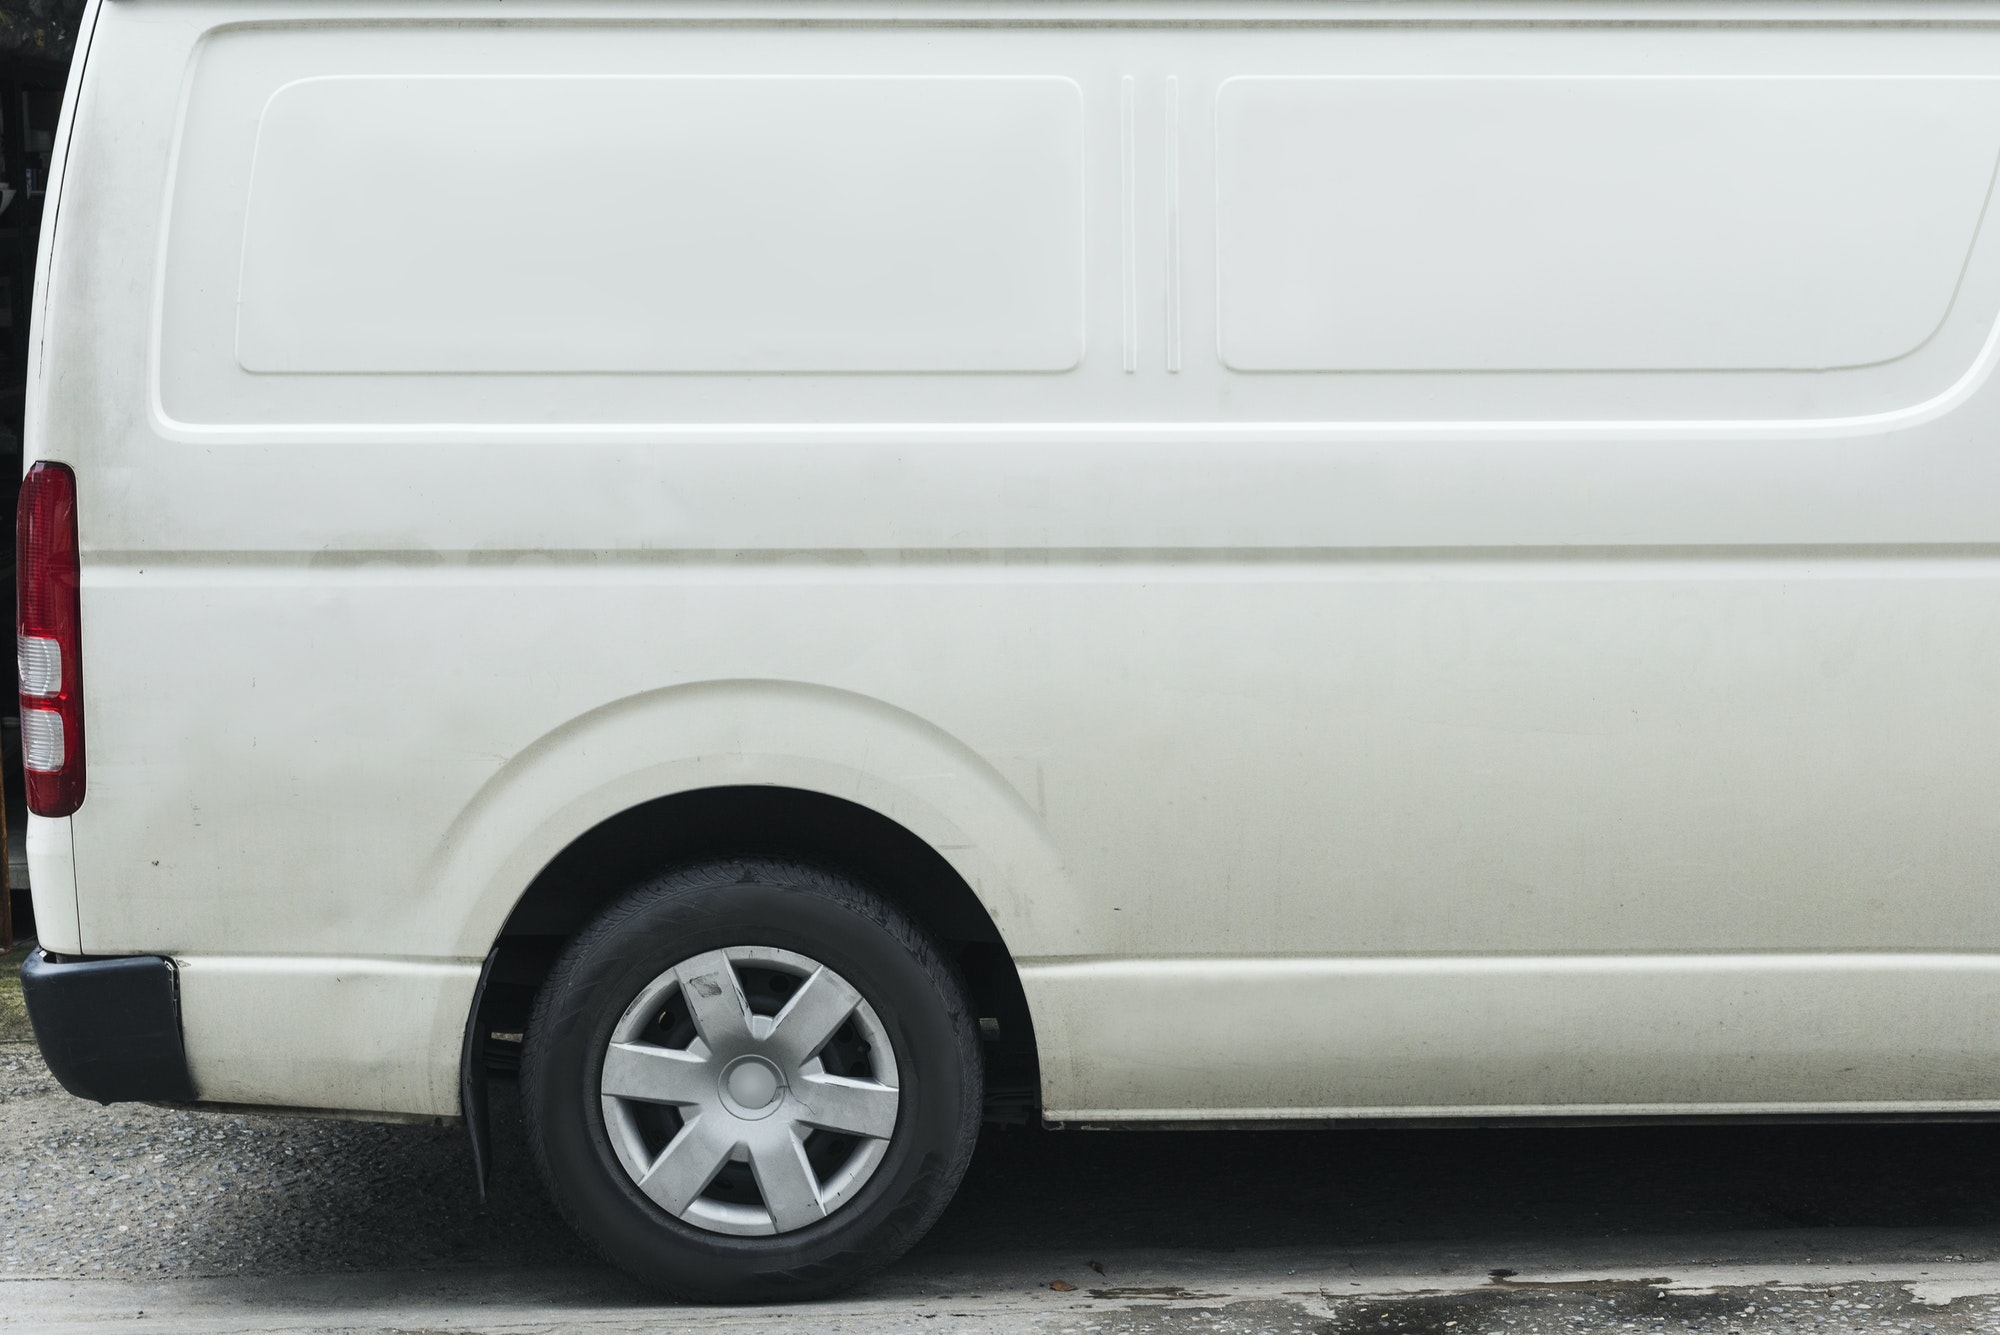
[599,946,901,1237]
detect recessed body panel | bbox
[1215,76,2000,373]
[237,76,1087,375]
[154,20,2000,428]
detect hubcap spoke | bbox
[792,1073,900,1140]
[601,944,903,1238]
[765,965,863,1068]
[674,950,755,1051]
[749,1130,828,1232]
[636,1112,740,1216]
[601,1042,711,1105]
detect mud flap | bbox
[460,947,500,1203]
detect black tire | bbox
[521,857,983,1302]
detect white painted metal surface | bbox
[1213,75,2000,372]
[236,76,1087,374]
[31,0,2000,1119]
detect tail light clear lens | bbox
[17,462,83,815]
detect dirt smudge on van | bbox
[308,545,446,569]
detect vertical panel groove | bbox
[1165,75,1182,374]
[1120,74,1138,374]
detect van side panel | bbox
[175,957,474,1115]
[1214,75,2000,372]
[153,21,2000,429]
[41,1,2000,1117]
[1030,957,2000,1121]
[238,75,1087,375]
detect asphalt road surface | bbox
[10,940,2000,1332]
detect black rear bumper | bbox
[20,950,198,1104]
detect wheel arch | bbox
[443,681,1066,1127]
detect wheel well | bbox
[475,785,1039,1121]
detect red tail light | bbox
[17,462,83,816]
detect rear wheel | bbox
[521,858,982,1301]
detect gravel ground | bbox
[0,1056,589,1279]
[0,936,592,1279]
[1,940,30,1045]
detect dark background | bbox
[0,0,84,945]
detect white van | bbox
[22,0,2000,1299]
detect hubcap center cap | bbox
[720,1055,785,1118]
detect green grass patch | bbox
[0,939,31,1045]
